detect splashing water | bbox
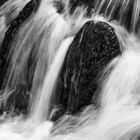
[0,0,140,140]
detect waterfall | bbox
[0,0,140,140]
[30,37,74,123]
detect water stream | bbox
[0,0,140,140]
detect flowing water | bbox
[0,0,140,140]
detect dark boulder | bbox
[53,21,121,120]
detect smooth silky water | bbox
[0,0,140,140]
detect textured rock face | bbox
[54,21,121,118]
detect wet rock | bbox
[0,0,40,114]
[55,21,121,116]
[0,0,40,89]
[5,82,30,115]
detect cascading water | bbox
[0,0,140,140]
[31,37,74,123]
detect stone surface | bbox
[54,21,121,119]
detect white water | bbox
[31,37,74,123]
[0,0,140,140]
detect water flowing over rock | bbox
[0,0,41,115]
[0,0,140,140]
[0,0,8,7]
